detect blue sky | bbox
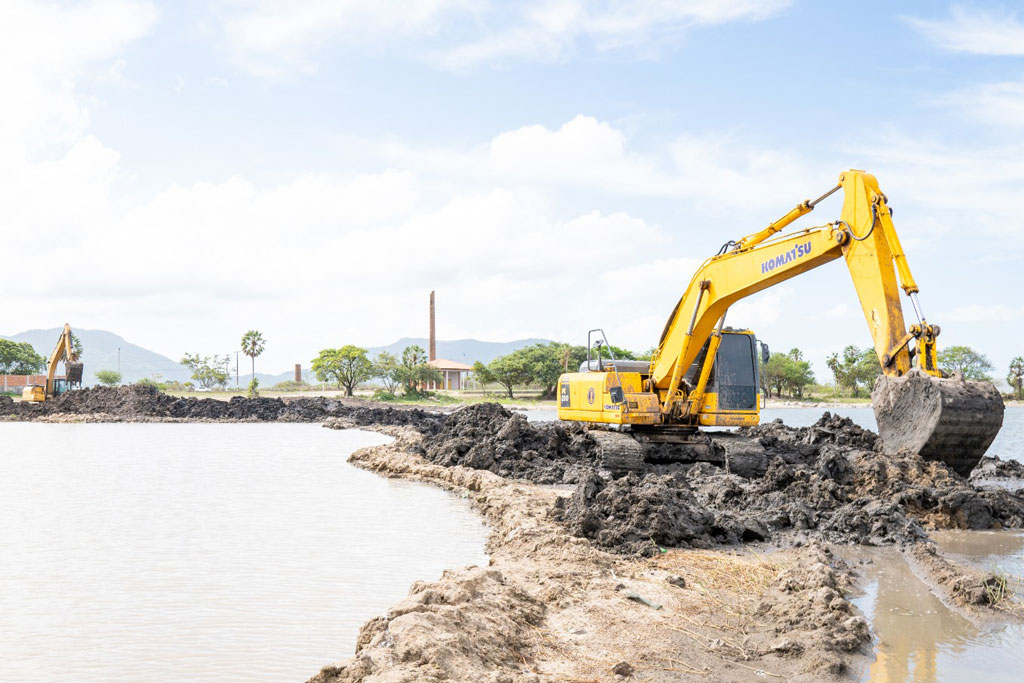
[3,0,1023,385]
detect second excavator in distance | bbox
[557,170,1004,477]
[21,323,84,402]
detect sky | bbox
[3,0,1024,385]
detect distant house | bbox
[426,358,473,391]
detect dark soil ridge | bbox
[0,385,445,433]
[416,404,1024,556]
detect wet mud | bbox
[417,405,1024,556]
[1,385,444,432]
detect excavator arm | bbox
[558,169,1002,476]
[644,169,1001,474]
[651,170,937,414]
[43,324,82,397]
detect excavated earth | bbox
[416,403,1024,557]
[0,385,445,432]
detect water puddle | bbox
[846,533,1024,682]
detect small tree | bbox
[826,345,880,397]
[96,370,121,386]
[311,346,374,396]
[180,353,230,390]
[240,330,266,385]
[396,345,440,396]
[1008,357,1024,400]
[372,351,403,394]
[473,354,531,399]
[938,345,994,381]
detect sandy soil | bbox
[309,426,874,682]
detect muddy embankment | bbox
[0,385,445,431]
[312,403,1024,681]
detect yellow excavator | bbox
[21,323,84,402]
[557,170,1003,476]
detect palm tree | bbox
[240,330,265,383]
[1009,356,1024,400]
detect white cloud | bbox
[934,80,1024,129]
[214,0,791,76]
[0,0,157,154]
[907,5,1024,56]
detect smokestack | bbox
[294,364,302,383]
[429,290,436,361]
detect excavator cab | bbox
[557,328,763,430]
[681,330,762,426]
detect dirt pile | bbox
[419,403,597,484]
[310,567,544,683]
[554,413,1024,555]
[909,543,1015,608]
[1,385,445,430]
[971,456,1024,483]
[760,545,870,675]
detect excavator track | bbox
[589,431,646,476]
[589,428,722,476]
[872,370,1004,477]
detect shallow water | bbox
[850,533,1024,683]
[0,423,489,682]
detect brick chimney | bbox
[294,364,302,383]
[429,290,436,361]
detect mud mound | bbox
[309,567,544,683]
[552,471,767,556]
[761,545,870,675]
[741,412,879,459]
[420,403,595,484]
[3,385,446,430]
[971,456,1024,482]
[554,413,1024,555]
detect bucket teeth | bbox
[872,370,1004,477]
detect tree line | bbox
[311,344,441,398]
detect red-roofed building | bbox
[426,358,472,391]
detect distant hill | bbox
[366,337,553,366]
[2,328,189,386]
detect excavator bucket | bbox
[872,370,1004,477]
[66,362,84,385]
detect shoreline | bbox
[311,425,876,682]
[309,424,1024,682]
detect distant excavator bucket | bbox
[66,362,84,385]
[872,370,1004,477]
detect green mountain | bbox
[1,328,188,386]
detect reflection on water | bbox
[0,423,489,682]
[850,537,1024,683]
